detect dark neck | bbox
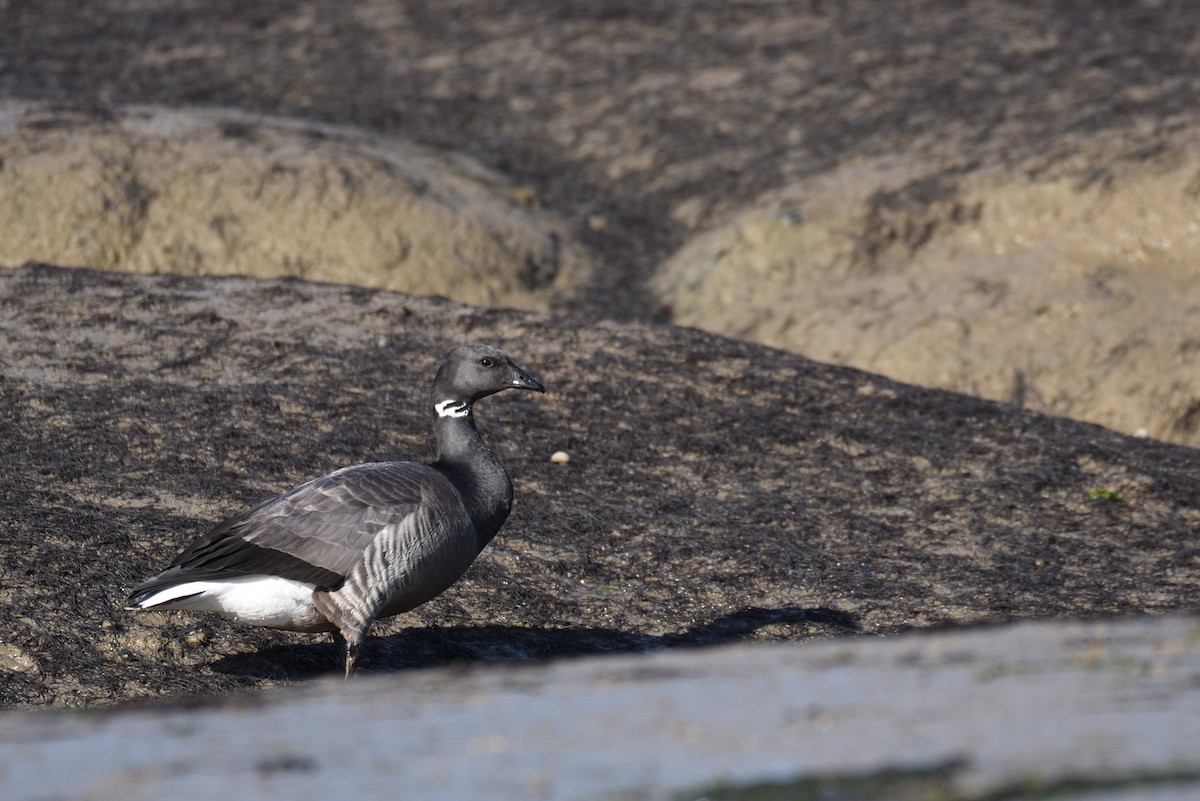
[430,406,514,549]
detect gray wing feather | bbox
[238,461,449,576]
[163,462,459,586]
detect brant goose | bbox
[126,344,545,677]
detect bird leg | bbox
[344,639,362,680]
[329,630,359,678]
[316,594,362,678]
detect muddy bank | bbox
[657,126,1200,446]
[0,103,589,310]
[9,1,1200,295]
[1,265,1198,707]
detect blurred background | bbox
[3,0,1199,444]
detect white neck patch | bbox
[435,399,471,419]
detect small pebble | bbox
[509,185,537,206]
[184,630,208,647]
[550,450,570,465]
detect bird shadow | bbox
[210,606,859,680]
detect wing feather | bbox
[149,462,451,592]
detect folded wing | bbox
[128,461,446,601]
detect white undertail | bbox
[130,576,321,629]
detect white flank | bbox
[132,576,317,628]
[435,399,470,418]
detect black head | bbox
[431,345,545,416]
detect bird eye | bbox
[479,357,496,368]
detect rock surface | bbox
[1,264,1198,708]
[2,614,1198,801]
